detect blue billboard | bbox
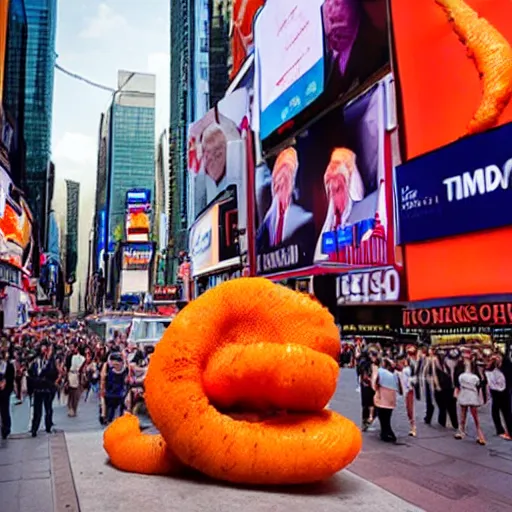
[96,209,106,268]
[126,188,151,206]
[396,122,512,244]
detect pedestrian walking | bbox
[101,349,129,424]
[433,351,459,430]
[0,346,15,439]
[374,358,401,443]
[454,348,486,445]
[28,342,58,437]
[422,348,437,425]
[485,353,512,440]
[66,345,85,417]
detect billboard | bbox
[254,0,390,141]
[389,0,512,160]
[397,121,512,244]
[0,166,34,272]
[125,188,151,242]
[126,188,151,205]
[255,0,326,140]
[187,87,249,231]
[389,0,512,301]
[122,243,153,271]
[189,203,220,277]
[255,75,396,275]
[230,0,265,80]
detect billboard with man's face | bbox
[255,75,398,275]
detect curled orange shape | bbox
[435,0,512,134]
[104,278,362,484]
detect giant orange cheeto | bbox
[103,278,362,485]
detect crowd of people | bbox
[352,341,512,445]
[0,316,152,440]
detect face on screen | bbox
[323,0,361,54]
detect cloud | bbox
[147,52,170,134]
[54,132,97,167]
[80,3,129,39]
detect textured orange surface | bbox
[390,0,512,301]
[103,278,362,485]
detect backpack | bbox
[105,365,127,398]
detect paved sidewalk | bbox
[66,429,422,512]
[0,432,79,512]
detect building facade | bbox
[2,0,28,190]
[108,71,156,245]
[65,179,79,286]
[93,111,109,272]
[23,0,57,247]
[168,0,193,281]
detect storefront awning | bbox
[193,257,241,278]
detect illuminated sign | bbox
[255,0,325,139]
[337,267,400,305]
[126,189,151,206]
[189,204,220,277]
[403,303,512,328]
[122,243,153,271]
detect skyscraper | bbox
[107,71,156,245]
[23,0,57,246]
[65,180,79,285]
[2,0,28,189]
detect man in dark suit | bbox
[0,346,15,439]
[323,0,389,96]
[28,341,58,437]
[256,147,315,266]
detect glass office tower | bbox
[108,71,156,244]
[24,0,57,244]
[3,0,28,189]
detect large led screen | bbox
[255,75,396,275]
[389,0,512,159]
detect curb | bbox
[49,432,81,512]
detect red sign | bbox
[403,303,512,327]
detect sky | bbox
[52,0,170,196]
[50,0,169,308]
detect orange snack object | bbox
[203,342,339,412]
[103,413,183,475]
[104,278,362,484]
[435,0,512,134]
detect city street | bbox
[1,369,512,512]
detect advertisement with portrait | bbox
[389,0,512,301]
[255,74,397,276]
[229,0,265,81]
[122,243,153,271]
[254,0,389,143]
[187,88,249,252]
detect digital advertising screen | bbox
[230,0,265,81]
[122,243,153,271]
[255,0,390,142]
[255,0,326,140]
[255,75,396,275]
[390,0,512,301]
[389,0,512,159]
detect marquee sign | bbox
[403,303,512,327]
[336,267,401,305]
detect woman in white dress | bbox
[454,349,486,445]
